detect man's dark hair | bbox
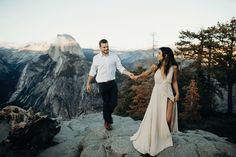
[99,39,108,47]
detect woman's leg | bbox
[166,98,174,130]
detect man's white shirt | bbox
[89,52,126,83]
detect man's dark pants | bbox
[98,80,118,124]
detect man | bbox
[86,39,134,130]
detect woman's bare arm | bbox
[136,64,157,80]
[172,65,180,102]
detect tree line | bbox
[176,17,236,115]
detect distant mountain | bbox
[18,42,51,52]
[0,47,39,103]
[1,34,102,119]
[0,41,19,49]
[50,34,85,59]
[82,48,96,61]
[118,50,155,70]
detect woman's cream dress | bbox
[130,66,178,156]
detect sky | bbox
[0,0,235,50]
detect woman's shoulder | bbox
[172,65,179,74]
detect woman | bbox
[130,47,180,156]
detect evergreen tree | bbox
[180,80,201,122]
[127,66,154,120]
[128,80,153,120]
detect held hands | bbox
[132,75,139,80]
[127,72,138,80]
[127,72,139,80]
[124,71,138,80]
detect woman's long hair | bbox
[157,47,178,76]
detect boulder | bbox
[0,105,60,157]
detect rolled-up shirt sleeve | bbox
[89,57,98,77]
[115,55,126,74]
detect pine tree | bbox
[128,77,154,120]
[114,79,134,116]
[180,80,201,122]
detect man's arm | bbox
[86,75,94,93]
[86,57,97,93]
[115,55,134,79]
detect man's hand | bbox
[86,75,94,94]
[123,70,135,79]
[86,83,92,93]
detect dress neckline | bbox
[157,66,173,81]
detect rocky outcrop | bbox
[36,113,236,157]
[0,106,60,157]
